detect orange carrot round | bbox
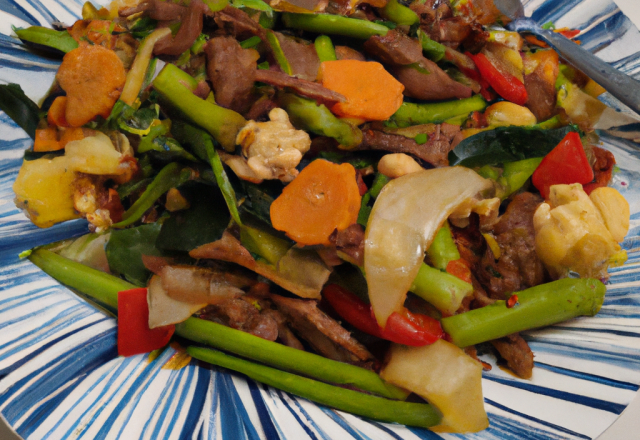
[33,126,62,152]
[270,159,362,246]
[56,44,126,127]
[47,96,69,127]
[320,60,404,121]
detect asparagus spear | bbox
[410,264,472,316]
[390,94,487,127]
[13,26,78,55]
[282,13,389,39]
[426,223,460,271]
[278,92,363,148]
[442,278,606,347]
[188,346,440,428]
[380,0,419,26]
[152,63,246,151]
[27,249,408,400]
[314,35,337,62]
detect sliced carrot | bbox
[270,159,362,246]
[59,127,86,148]
[320,60,404,121]
[56,44,126,127]
[68,19,125,48]
[47,96,68,127]
[33,126,62,152]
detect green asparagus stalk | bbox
[417,30,446,62]
[379,0,419,26]
[426,223,460,270]
[390,94,487,127]
[176,317,409,400]
[442,278,606,347]
[278,92,363,148]
[112,162,193,228]
[282,13,389,39]
[27,249,408,401]
[266,31,293,75]
[410,264,472,316]
[152,63,246,151]
[314,35,337,62]
[13,26,78,54]
[188,346,440,428]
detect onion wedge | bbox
[364,167,491,326]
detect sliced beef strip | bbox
[262,308,305,350]
[356,123,460,167]
[329,223,365,267]
[476,192,546,300]
[490,333,534,379]
[212,5,267,41]
[153,0,207,56]
[245,95,278,121]
[364,30,472,101]
[275,33,321,81]
[270,293,376,369]
[119,0,186,20]
[205,36,258,114]
[335,45,366,61]
[200,297,279,341]
[254,69,345,106]
[525,70,557,122]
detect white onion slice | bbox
[147,275,206,328]
[364,167,491,326]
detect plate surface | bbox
[2,0,640,438]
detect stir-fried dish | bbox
[2,0,633,432]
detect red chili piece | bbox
[117,288,174,357]
[531,131,595,199]
[506,294,519,308]
[322,284,444,347]
[468,52,528,105]
[446,259,472,284]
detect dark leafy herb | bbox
[449,125,579,167]
[238,180,282,226]
[0,84,41,139]
[130,17,158,39]
[156,183,230,251]
[106,223,165,286]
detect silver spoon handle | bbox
[536,28,640,115]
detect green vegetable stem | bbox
[426,223,460,270]
[266,31,293,75]
[27,248,409,401]
[176,318,409,400]
[390,94,487,127]
[282,13,389,39]
[278,92,363,148]
[112,162,193,228]
[13,26,78,55]
[152,63,246,151]
[410,263,472,316]
[314,35,337,63]
[417,30,446,62]
[442,278,606,347]
[188,346,440,428]
[379,0,419,26]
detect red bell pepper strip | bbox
[446,259,472,284]
[532,131,594,199]
[468,52,528,106]
[322,284,444,346]
[117,288,175,357]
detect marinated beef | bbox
[119,0,186,20]
[477,192,546,300]
[329,223,365,267]
[153,0,207,56]
[363,30,423,65]
[213,5,267,41]
[357,123,460,167]
[525,70,557,122]
[270,293,376,369]
[584,146,616,193]
[254,69,346,105]
[205,36,258,113]
[335,45,366,61]
[275,33,321,81]
[490,333,534,379]
[200,297,279,341]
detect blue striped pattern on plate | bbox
[1,0,640,438]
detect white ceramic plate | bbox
[2,0,640,438]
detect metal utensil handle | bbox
[537,28,640,115]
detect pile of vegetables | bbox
[1,0,632,433]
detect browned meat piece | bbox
[477,192,546,300]
[213,5,267,41]
[525,71,557,122]
[329,223,365,267]
[363,30,423,65]
[255,69,345,106]
[431,16,471,47]
[200,297,279,341]
[335,45,366,61]
[357,123,460,167]
[245,95,278,121]
[586,146,616,191]
[262,308,305,350]
[275,33,321,81]
[205,36,258,113]
[119,0,186,20]
[154,0,207,56]
[270,293,376,369]
[491,333,534,379]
